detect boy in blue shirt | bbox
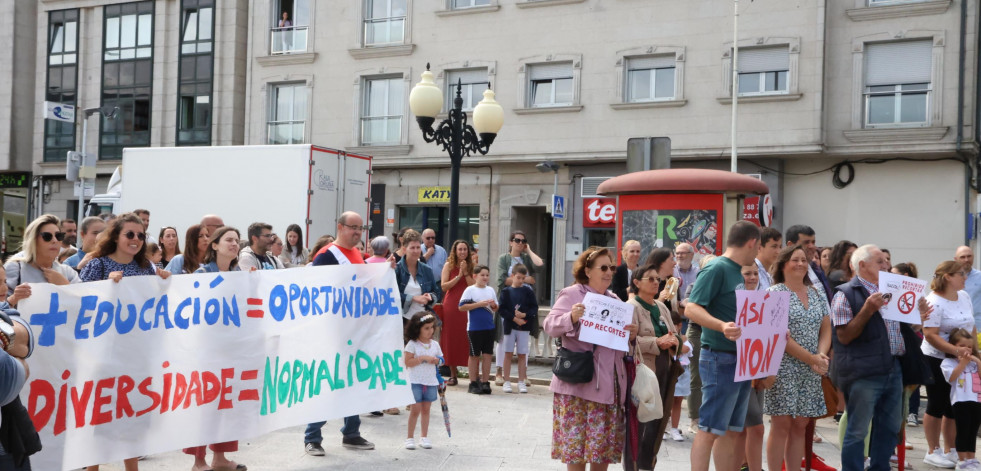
[498,264,538,393]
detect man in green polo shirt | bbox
[685,220,761,471]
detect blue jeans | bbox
[698,347,752,436]
[304,415,361,444]
[841,360,903,471]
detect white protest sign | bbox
[878,271,928,324]
[18,264,412,471]
[734,290,790,382]
[578,292,633,351]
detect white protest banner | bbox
[18,264,412,471]
[878,271,928,324]
[734,290,790,382]
[578,292,633,351]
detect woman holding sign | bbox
[763,245,831,471]
[544,246,638,470]
[624,262,683,470]
[921,260,976,468]
[79,212,171,471]
[4,214,81,307]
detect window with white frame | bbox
[364,0,406,46]
[869,0,927,5]
[736,46,789,96]
[528,62,573,107]
[268,83,307,144]
[271,0,309,54]
[451,0,490,8]
[626,56,675,102]
[361,76,404,145]
[864,40,931,127]
[445,69,489,111]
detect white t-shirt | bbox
[403,275,424,320]
[679,340,694,366]
[460,285,497,331]
[941,358,981,405]
[405,339,443,386]
[922,291,976,359]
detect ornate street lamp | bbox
[409,63,503,246]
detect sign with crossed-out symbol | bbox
[897,291,916,315]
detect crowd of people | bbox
[5,210,981,471]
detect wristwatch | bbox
[0,314,15,352]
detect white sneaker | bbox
[890,454,911,468]
[669,428,685,442]
[502,381,513,393]
[948,451,963,466]
[404,438,416,450]
[924,447,957,468]
[907,413,919,427]
[518,381,528,393]
[419,437,432,449]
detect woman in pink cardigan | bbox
[544,246,637,470]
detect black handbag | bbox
[552,343,596,384]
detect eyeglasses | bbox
[592,264,615,272]
[512,238,527,244]
[675,251,693,256]
[39,231,66,242]
[260,233,275,239]
[639,276,659,283]
[123,231,146,241]
[342,224,368,231]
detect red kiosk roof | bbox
[597,168,769,195]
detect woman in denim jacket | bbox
[396,230,442,321]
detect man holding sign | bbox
[685,221,761,471]
[830,245,926,471]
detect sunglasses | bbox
[123,231,146,241]
[592,264,615,272]
[39,231,66,242]
[639,276,659,283]
[512,238,527,244]
[425,236,435,240]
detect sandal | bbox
[211,464,247,471]
[446,377,458,386]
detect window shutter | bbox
[627,55,675,70]
[581,177,612,197]
[865,40,932,86]
[528,61,573,80]
[447,68,488,85]
[737,46,789,73]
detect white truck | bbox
[86,145,372,246]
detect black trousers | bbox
[953,401,981,453]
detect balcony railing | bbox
[270,26,308,54]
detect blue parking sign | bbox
[553,194,565,219]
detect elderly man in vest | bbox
[831,244,916,471]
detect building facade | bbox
[2,0,976,301]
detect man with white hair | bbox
[673,242,698,306]
[831,244,920,471]
[955,246,981,329]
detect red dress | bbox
[440,267,471,367]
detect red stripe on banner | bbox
[240,369,258,381]
[246,310,264,318]
[238,390,260,401]
[247,298,263,306]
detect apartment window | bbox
[451,0,490,8]
[626,56,675,102]
[267,83,307,144]
[864,40,932,126]
[44,9,79,162]
[364,0,406,46]
[272,0,309,54]
[736,47,789,96]
[528,62,573,107]
[101,1,154,160]
[177,0,214,146]
[361,77,404,145]
[869,0,927,4]
[445,69,489,111]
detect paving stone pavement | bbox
[87,344,940,471]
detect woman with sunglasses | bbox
[4,214,80,307]
[624,262,683,470]
[183,226,248,471]
[78,213,169,471]
[158,226,181,268]
[164,224,210,275]
[543,246,638,470]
